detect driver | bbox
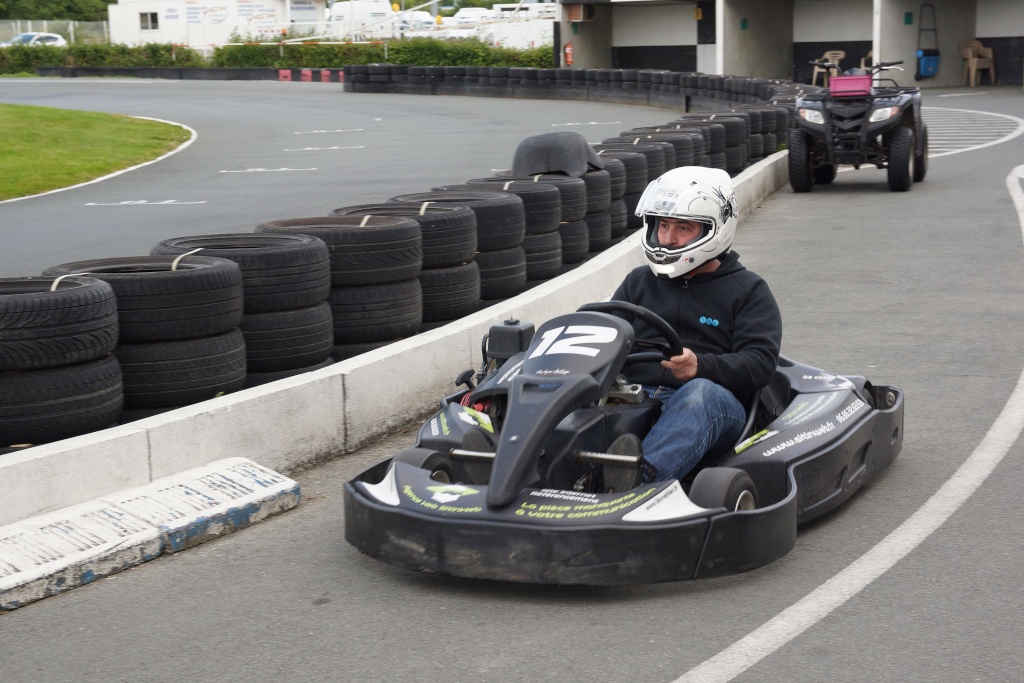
[610,167,782,482]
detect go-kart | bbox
[344,303,904,584]
[789,60,928,193]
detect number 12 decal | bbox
[528,325,618,358]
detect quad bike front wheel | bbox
[887,126,914,192]
[788,130,814,193]
[813,163,837,185]
[688,467,759,511]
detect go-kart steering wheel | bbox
[576,301,683,365]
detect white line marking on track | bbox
[283,145,365,152]
[552,121,622,127]
[84,200,207,206]
[293,129,363,134]
[673,166,1024,683]
[219,168,317,173]
[0,117,197,206]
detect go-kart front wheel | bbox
[688,467,758,511]
[788,130,814,193]
[392,447,455,484]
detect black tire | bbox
[474,247,527,301]
[592,144,662,185]
[687,467,759,511]
[388,191,525,252]
[255,216,422,286]
[584,211,612,252]
[243,357,334,388]
[239,302,334,372]
[0,355,123,446]
[392,447,455,483]
[582,169,612,213]
[522,231,563,281]
[150,233,331,313]
[601,157,627,199]
[328,279,422,343]
[0,276,118,371]
[460,180,563,235]
[788,129,814,193]
[42,256,244,343]
[812,164,837,184]
[558,220,590,264]
[114,329,247,409]
[494,175,587,223]
[418,262,481,322]
[887,126,914,192]
[329,203,477,269]
[607,197,629,238]
[913,124,929,183]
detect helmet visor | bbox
[644,215,715,264]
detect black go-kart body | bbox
[789,60,928,193]
[344,303,904,585]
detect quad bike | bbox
[789,60,928,192]
[343,303,905,585]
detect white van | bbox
[329,0,397,38]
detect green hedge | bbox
[0,39,551,75]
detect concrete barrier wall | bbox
[0,150,789,528]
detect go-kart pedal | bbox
[602,433,656,492]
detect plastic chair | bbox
[960,40,995,86]
[860,51,873,70]
[811,50,846,87]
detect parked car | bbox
[0,32,68,47]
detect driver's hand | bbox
[662,348,698,381]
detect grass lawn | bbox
[0,104,192,201]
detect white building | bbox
[108,0,329,46]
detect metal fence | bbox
[0,20,109,44]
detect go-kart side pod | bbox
[343,460,798,585]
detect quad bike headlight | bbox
[869,106,900,123]
[798,108,825,125]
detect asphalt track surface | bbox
[2,81,1024,683]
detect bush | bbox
[0,39,550,75]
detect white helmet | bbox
[635,166,738,278]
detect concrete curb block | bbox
[0,458,299,610]
[0,150,789,531]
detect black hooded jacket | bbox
[611,251,782,403]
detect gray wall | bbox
[721,0,795,79]
[879,0,976,86]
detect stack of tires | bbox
[150,234,334,387]
[255,216,423,361]
[598,157,629,244]
[578,167,613,254]
[42,256,246,423]
[388,190,527,308]
[455,179,564,286]
[329,203,479,332]
[0,276,123,450]
[495,174,589,274]
[593,148,649,234]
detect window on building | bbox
[140,12,159,30]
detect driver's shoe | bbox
[604,434,656,490]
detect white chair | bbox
[811,50,846,87]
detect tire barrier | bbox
[42,256,246,420]
[254,216,424,357]
[0,277,124,447]
[328,203,479,332]
[150,233,335,388]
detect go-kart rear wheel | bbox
[688,467,758,512]
[887,126,914,192]
[788,130,814,193]
[812,163,837,185]
[392,447,455,484]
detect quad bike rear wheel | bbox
[788,130,814,193]
[688,467,758,511]
[913,125,928,183]
[887,126,914,192]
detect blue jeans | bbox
[641,379,746,481]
